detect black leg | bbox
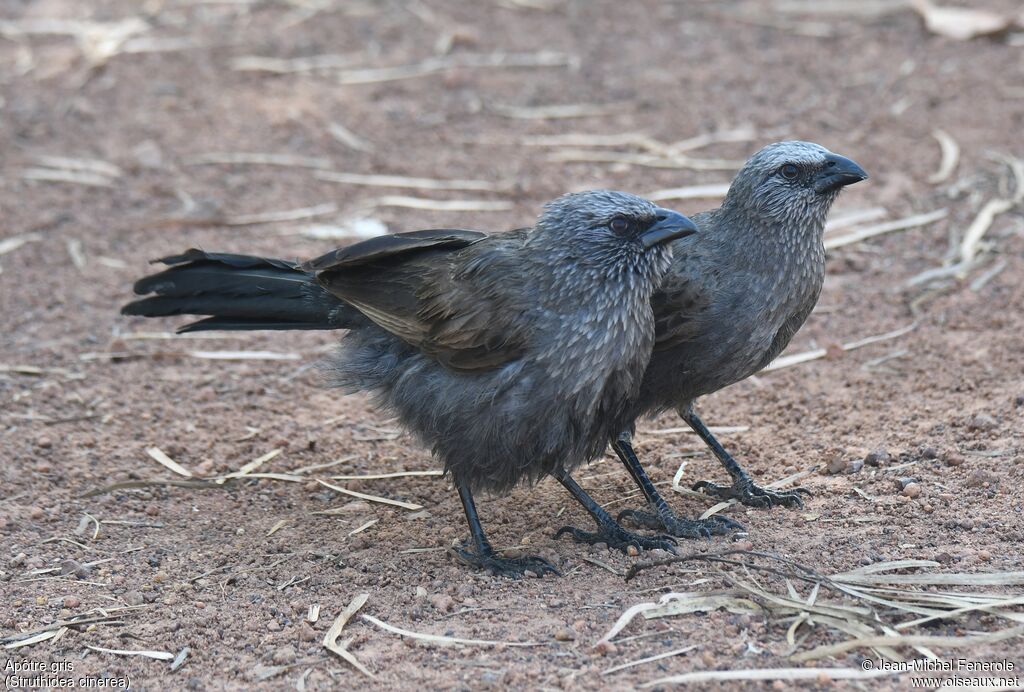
[612,433,742,538]
[554,474,677,553]
[451,479,560,578]
[683,409,809,509]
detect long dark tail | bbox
[121,249,361,333]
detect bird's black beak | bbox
[640,209,698,249]
[815,154,868,194]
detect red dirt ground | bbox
[2,1,1023,689]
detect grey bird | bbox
[122,190,696,576]
[607,141,868,538]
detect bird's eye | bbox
[609,216,631,236]
[779,163,800,180]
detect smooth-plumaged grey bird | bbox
[122,190,696,577]
[609,141,868,539]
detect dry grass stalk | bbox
[316,171,495,192]
[0,233,42,256]
[602,644,697,675]
[361,196,512,212]
[959,156,1024,265]
[322,593,374,678]
[187,152,333,170]
[823,209,948,250]
[224,203,338,226]
[336,51,573,85]
[763,323,917,372]
[824,207,888,232]
[84,645,175,660]
[361,613,542,647]
[927,129,960,184]
[317,479,423,510]
[547,149,743,171]
[492,102,628,119]
[328,121,374,153]
[646,183,731,202]
[145,447,193,478]
[231,53,361,73]
[642,667,896,686]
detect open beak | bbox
[640,209,698,249]
[814,154,868,194]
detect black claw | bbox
[556,523,677,554]
[618,509,743,539]
[452,545,561,578]
[691,478,808,510]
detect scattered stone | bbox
[429,594,454,613]
[272,645,297,665]
[554,628,575,641]
[63,595,80,609]
[920,446,938,459]
[36,436,53,449]
[732,539,754,551]
[968,414,997,431]
[298,623,317,642]
[61,559,91,579]
[594,640,617,655]
[978,550,992,561]
[29,507,45,520]
[35,596,47,605]
[194,601,206,609]
[267,619,282,632]
[846,458,864,474]
[35,461,52,473]
[625,544,639,557]
[966,469,998,488]
[146,505,160,517]
[10,553,27,567]
[942,450,965,467]
[125,591,145,606]
[901,482,922,498]
[894,477,918,491]
[153,571,168,584]
[414,586,428,600]
[864,449,891,466]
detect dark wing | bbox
[651,251,714,352]
[313,228,533,372]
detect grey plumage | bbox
[611,141,868,537]
[122,190,697,575]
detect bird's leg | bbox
[554,473,677,553]
[451,479,560,578]
[612,433,743,538]
[684,409,810,509]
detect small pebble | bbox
[194,601,205,609]
[414,586,428,600]
[429,594,454,613]
[63,595,80,608]
[125,591,145,606]
[733,540,754,551]
[894,477,918,491]
[267,619,282,632]
[554,628,575,641]
[978,550,992,561]
[153,571,168,584]
[968,414,997,432]
[593,640,617,655]
[29,507,45,520]
[966,470,998,488]
[36,436,53,449]
[920,446,938,459]
[943,451,965,467]
[626,545,639,557]
[145,504,160,517]
[35,596,46,605]
[864,449,890,466]
[901,482,922,498]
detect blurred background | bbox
[2,0,1022,688]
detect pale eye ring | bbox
[780,163,800,180]
[609,216,630,235]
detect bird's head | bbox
[534,190,696,273]
[722,141,868,228]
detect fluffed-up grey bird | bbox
[122,190,696,577]
[607,141,868,539]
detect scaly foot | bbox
[691,476,809,509]
[617,509,742,539]
[452,543,561,578]
[555,522,677,553]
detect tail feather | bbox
[122,249,359,332]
